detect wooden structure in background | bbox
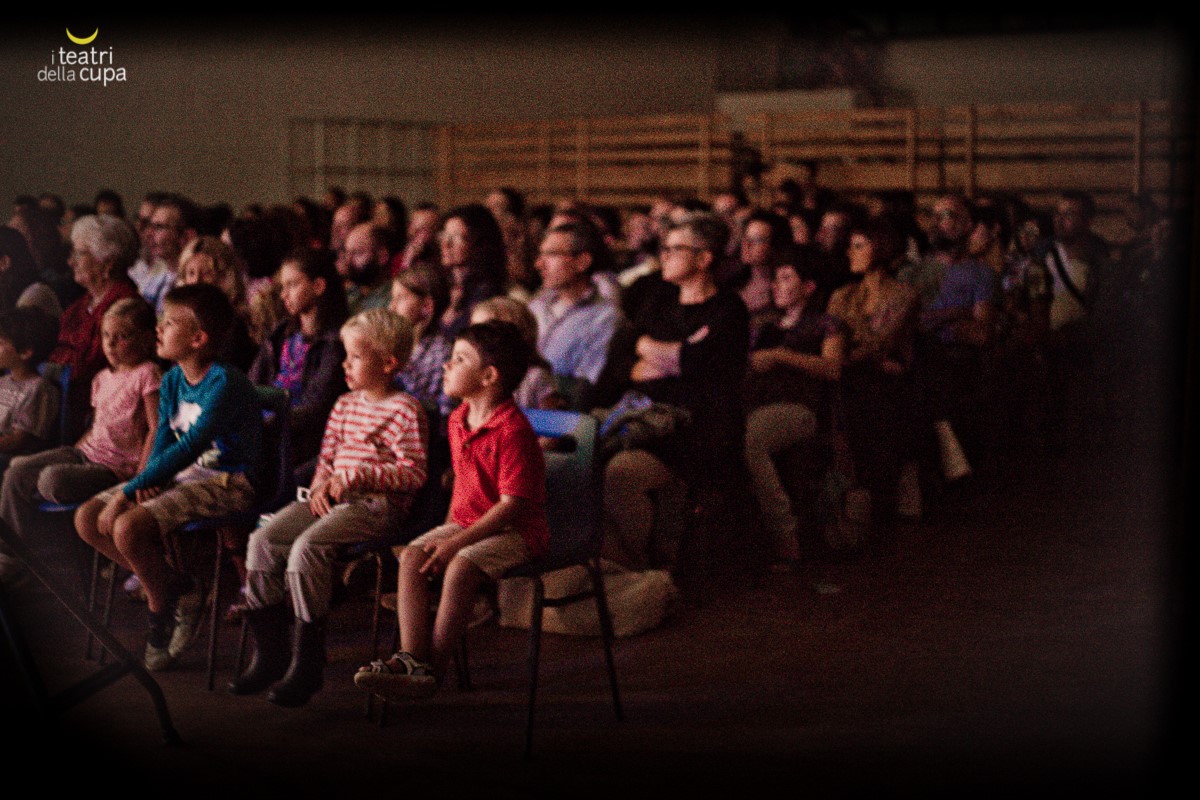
[288,102,1192,222]
[432,101,1191,214]
[287,118,440,206]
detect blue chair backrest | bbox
[37,362,71,447]
[522,409,600,568]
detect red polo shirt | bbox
[448,399,549,557]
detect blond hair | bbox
[102,297,157,362]
[341,307,414,371]
[179,236,248,311]
[470,296,537,349]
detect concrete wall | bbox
[1,18,1188,213]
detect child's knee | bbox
[398,544,426,574]
[112,510,156,553]
[74,500,102,538]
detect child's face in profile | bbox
[442,338,489,400]
[156,303,202,362]
[279,262,322,318]
[389,282,426,325]
[101,315,144,370]
[180,253,219,287]
[341,330,395,393]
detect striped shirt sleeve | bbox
[323,391,428,496]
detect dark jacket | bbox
[249,321,347,465]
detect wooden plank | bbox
[759,143,910,161]
[576,119,589,199]
[906,109,917,192]
[965,105,977,198]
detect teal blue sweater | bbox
[123,363,263,499]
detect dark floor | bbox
[0,415,1184,797]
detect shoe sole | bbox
[353,670,437,700]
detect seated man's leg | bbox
[744,403,817,563]
[1,448,81,548]
[603,449,674,570]
[37,460,122,506]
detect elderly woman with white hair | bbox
[48,214,140,440]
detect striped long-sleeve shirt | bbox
[314,390,428,505]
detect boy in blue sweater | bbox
[76,284,263,671]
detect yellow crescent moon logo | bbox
[66,27,99,45]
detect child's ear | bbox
[481,364,501,388]
[312,276,327,297]
[192,327,210,353]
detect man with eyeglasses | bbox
[728,209,792,322]
[128,191,171,310]
[127,194,199,314]
[602,212,749,572]
[526,221,624,407]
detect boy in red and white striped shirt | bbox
[231,308,428,708]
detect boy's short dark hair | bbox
[0,307,60,366]
[162,283,234,360]
[456,320,533,398]
[773,244,820,284]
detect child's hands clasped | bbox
[308,473,350,517]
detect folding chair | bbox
[499,409,624,757]
[160,386,294,689]
[367,409,623,756]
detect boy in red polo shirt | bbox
[355,320,547,698]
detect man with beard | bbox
[337,223,392,315]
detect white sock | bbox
[935,420,972,482]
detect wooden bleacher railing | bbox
[433,101,1192,214]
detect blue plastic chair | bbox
[35,363,72,447]
[502,409,623,757]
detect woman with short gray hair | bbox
[48,215,140,439]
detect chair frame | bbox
[365,408,624,757]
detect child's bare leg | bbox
[396,545,432,662]
[430,556,488,678]
[75,498,133,572]
[111,508,176,613]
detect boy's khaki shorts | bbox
[92,465,255,535]
[407,523,532,580]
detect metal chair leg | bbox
[365,554,384,721]
[589,561,624,720]
[97,557,119,667]
[206,533,223,691]
[524,577,545,760]
[85,550,101,661]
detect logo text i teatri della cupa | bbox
[38,27,127,86]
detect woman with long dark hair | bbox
[437,203,508,337]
